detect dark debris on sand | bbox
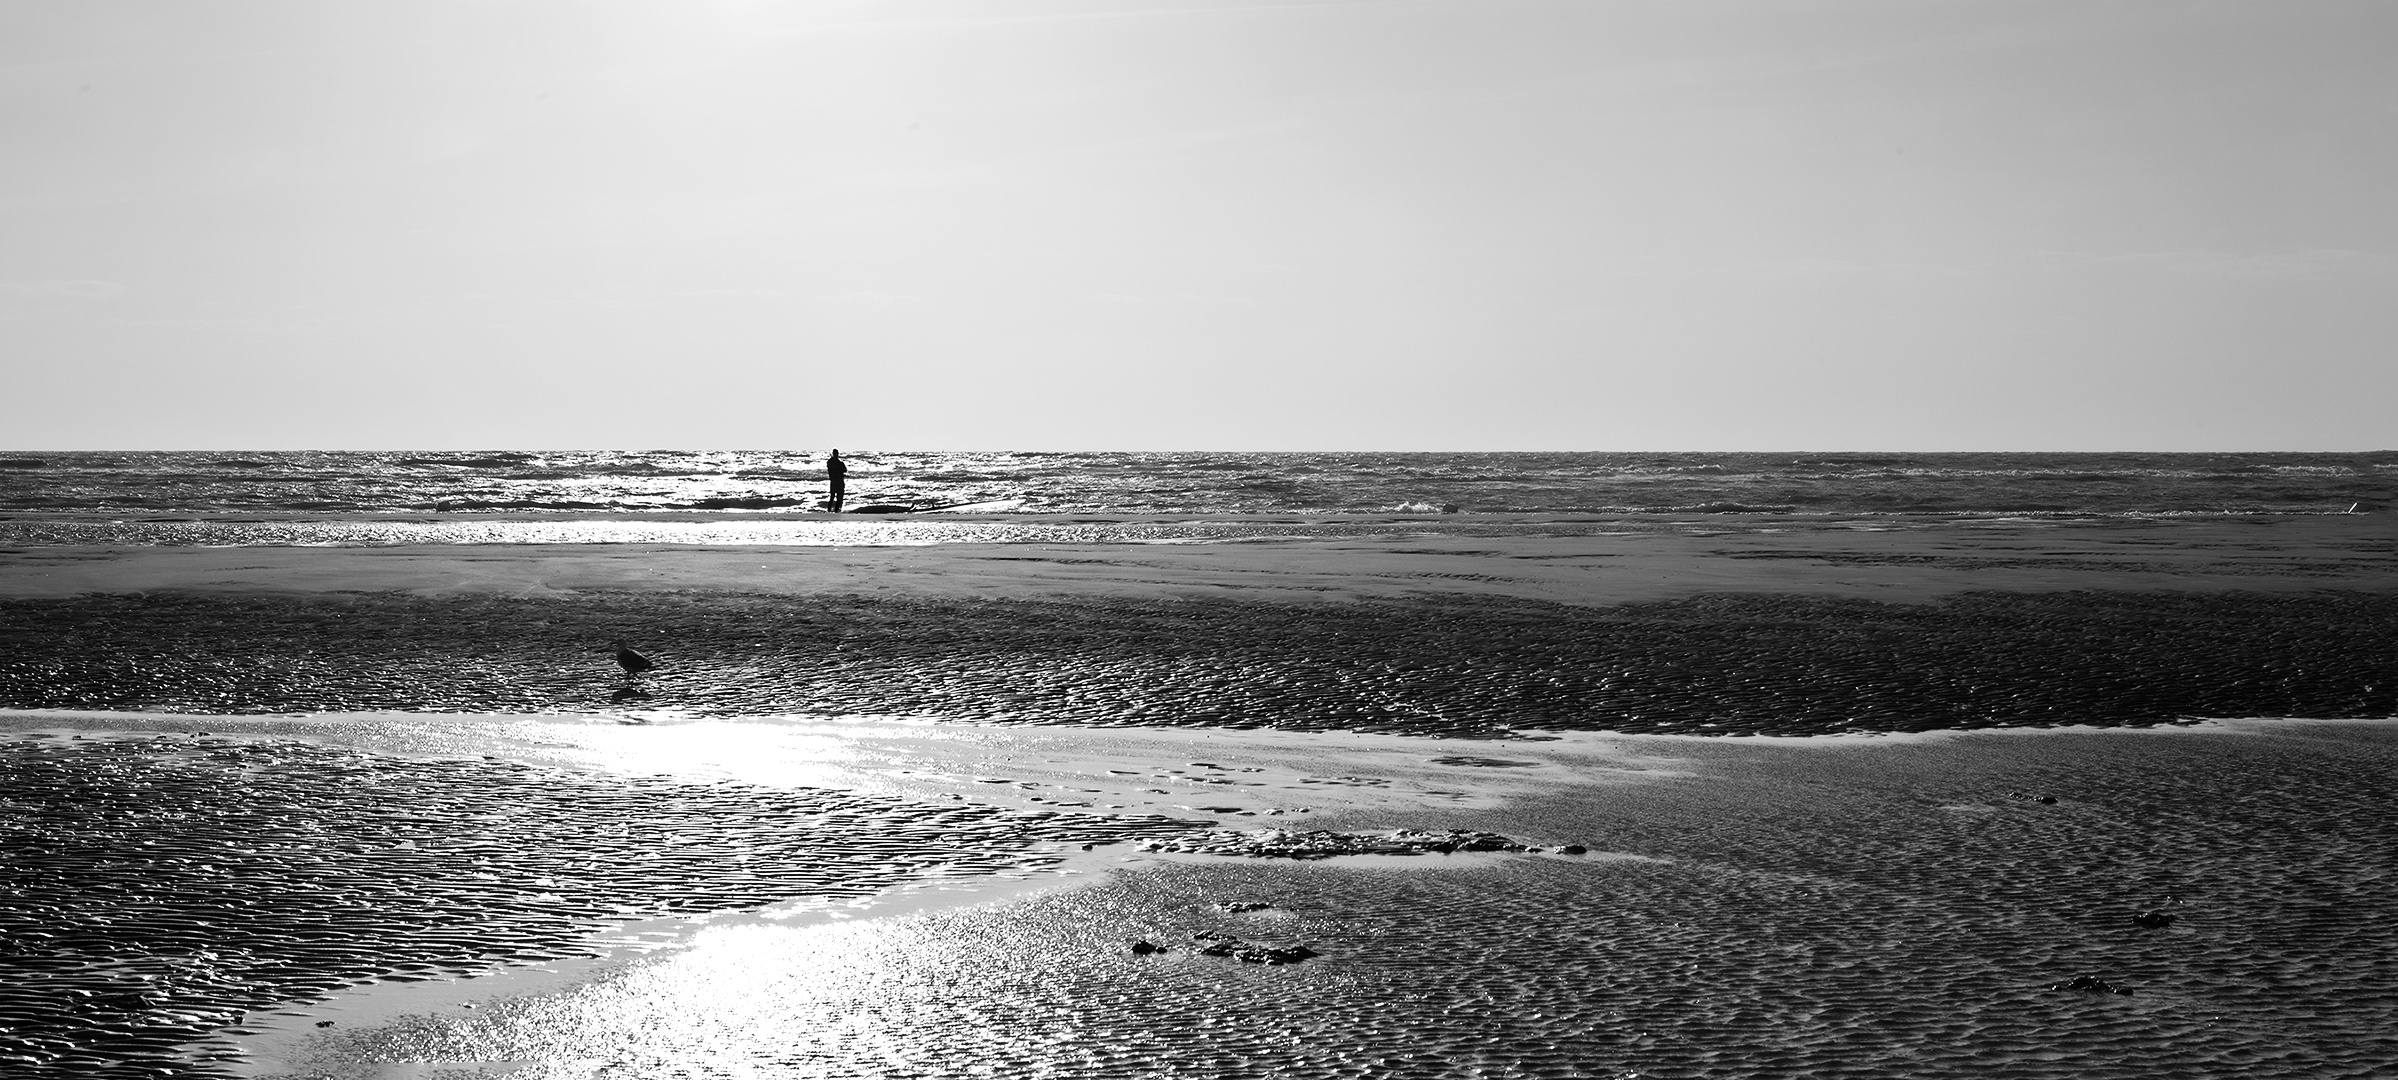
[2,589,2393,738]
[1137,827,1562,860]
[0,734,1196,1078]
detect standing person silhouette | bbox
[825,449,847,512]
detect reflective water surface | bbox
[4,449,2389,517]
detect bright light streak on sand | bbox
[1,708,1697,819]
[218,853,1140,1078]
[570,715,1700,818]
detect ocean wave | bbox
[729,470,822,480]
[0,450,2389,517]
[679,496,814,510]
[394,454,537,469]
[397,499,624,511]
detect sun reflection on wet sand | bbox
[223,854,1141,1080]
[8,712,2391,1079]
[95,712,1679,1077]
[2,708,1693,818]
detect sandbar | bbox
[2,512,2388,604]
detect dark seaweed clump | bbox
[1,590,2391,737]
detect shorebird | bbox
[608,640,656,678]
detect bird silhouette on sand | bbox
[607,640,657,705]
[609,639,657,677]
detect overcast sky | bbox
[3,0,2391,450]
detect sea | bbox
[1,449,2390,521]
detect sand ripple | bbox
[270,724,2398,1080]
[0,734,1195,1077]
[4,590,2392,738]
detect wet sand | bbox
[3,515,2393,736]
[1,513,2393,1077]
[2,512,2389,605]
[4,712,2392,1078]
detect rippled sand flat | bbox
[4,516,2388,740]
[3,588,2390,738]
[0,724,1192,1078]
[4,513,2388,602]
[136,717,2391,1080]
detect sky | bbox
[2,0,2392,451]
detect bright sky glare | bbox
[3,0,2392,450]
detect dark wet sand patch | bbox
[0,734,1196,1077]
[2,590,2392,737]
[1715,549,2377,576]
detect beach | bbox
[10,0,2395,1061]
[3,513,2391,734]
[2,512,2394,1077]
